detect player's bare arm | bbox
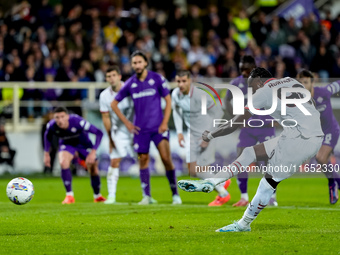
[101,112,115,151]
[202,111,252,142]
[159,94,171,134]
[111,99,140,134]
[43,151,51,167]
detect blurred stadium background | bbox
[1,0,340,174]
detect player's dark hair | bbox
[131,50,148,64]
[248,67,273,86]
[176,70,191,78]
[106,65,121,75]
[240,55,256,66]
[297,69,314,83]
[249,67,273,80]
[53,107,68,114]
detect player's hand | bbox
[202,130,211,142]
[158,122,168,134]
[200,140,209,148]
[86,150,96,165]
[178,133,185,147]
[44,151,51,167]
[126,121,141,135]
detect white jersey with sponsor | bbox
[99,83,134,139]
[248,77,324,138]
[171,86,215,138]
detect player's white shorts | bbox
[263,128,323,182]
[187,132,215,166]
[111,130,135,159]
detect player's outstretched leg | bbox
[179,147,257,193]
[178,179,215,193]
[216,176,278,232]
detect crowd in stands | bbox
[1,0,340,118]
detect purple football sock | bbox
[166,169,178,195]
[61,168,72,193]
[332,171,340,187]
[90,175,101,195]
[140,168,151,197]
[237,171,248,194]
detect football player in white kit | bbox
[178,67,324,232]
[172,70,231,206]
[99,66,134,204]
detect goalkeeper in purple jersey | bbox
[44,107,106,204]
[111,51,181,205]
[297,70,340,204]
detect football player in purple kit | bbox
[297,70,340,204]
[111,51,182,205]
[44,107,106,204]
[225,55,276,207]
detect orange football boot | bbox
[94,195,106,203]
[62,195,75,204]
[208,194,231,206]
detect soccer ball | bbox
[6,177,34,205]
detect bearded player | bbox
[178,68,323,232]
[111,51,181,205]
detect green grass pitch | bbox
[0,175,339,254]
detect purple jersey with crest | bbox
[226,75,275,147]
[314,81,340,148]
[44,114,103,152]
[115,71,169,133]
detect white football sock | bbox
[94,193,102,199]
[241,193,249,201]
[107,167,119,199]
[271,191,277,199]
[206,147,256,186]
[215,184,229,197]
[66,191,74,196]
[238,178,275,228]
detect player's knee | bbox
[111,158,120,168]
[139,154,149,167]
[316,154,328,164]
[59,159,71,169]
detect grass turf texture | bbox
[0,176,339,254]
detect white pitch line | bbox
[97,203,340,211]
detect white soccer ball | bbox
[6,177,34,205]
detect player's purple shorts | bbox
[133,130,170,154]
[237,127,276,148]
[59,142,93,160]
[322,128,340,149]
